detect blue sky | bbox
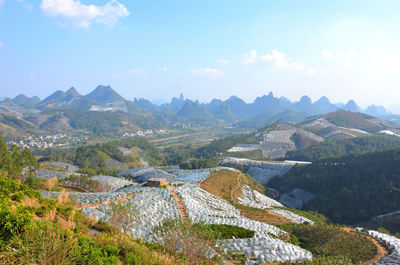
[1,0,400,110]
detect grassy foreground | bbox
[0,176,217,265]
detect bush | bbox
[0,200,32,244]
[106,202,139,234]
[125,252,140,265]
[24,175,43,190]
[56,205,74,218]
[179,158,218,169]
[195,224,255,239]
[153,219,217,263]
[4,221,78,264]
[0,176,40,199]
[10,191,24,202]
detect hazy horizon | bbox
[2,84,398,113]
[1,0,400,110]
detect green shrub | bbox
[125,252,140,265]
[0,176,41,200]
[74,235,107,264]
[35,200,56,217]
[102,244,120,257]
[0,202,32,243]
[24,175,43,190]
[205,224,255,239]
[11,191,24,202]
[3,221,77,264]
[57,205,74,217]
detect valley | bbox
[1,102,400,264]
[2,87,400,265]
[3,2,400,264]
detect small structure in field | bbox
[147,178,167,186]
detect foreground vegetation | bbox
[0,175,222,264]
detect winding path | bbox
[167,185,188,220]
[342,227,388,265]
[230,173,243,203]
[362,235,388,265]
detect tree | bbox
[153,219,216,263]
[21,147,38,172]
[107,202,139,235]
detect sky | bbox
[1,0,400,111]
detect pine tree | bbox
[9,144,23,179]
[0,136,12,176]
[22,147,38,171]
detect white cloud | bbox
[261,49,291,68]
[243,49,317,76]
[187,68,224,79]
[0,42,3,47]
[217,58,229,64]
[40,0,129,28]
[0,0,4,6]
[321,49,358,64]
[242,49,257,64]
[126,68,147,77]
[261,49,315,75]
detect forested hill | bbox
[286,135,400,161]
[269,148,400,224]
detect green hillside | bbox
[269,148,400,224]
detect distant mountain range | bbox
[1,85,399,135]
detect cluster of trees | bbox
[163,134,257,165]
[42,137,164,174]
[0,136,38,180]
[286,135,400,161]
[269,148,400,224]
[195,134,257,159]
[179,158,218,169]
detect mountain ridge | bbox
[1,85,398,132]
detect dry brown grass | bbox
[86,216,99,227]
[200,169,264,204]
[44,176,58,193]
[201,170,290,225]
[234,205,290,225]
[23,195,40,208]
[56,189,69,206]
